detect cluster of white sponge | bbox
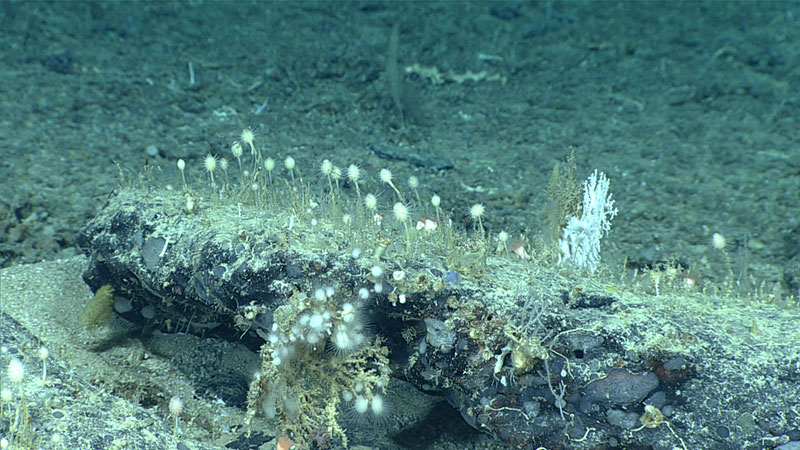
[267,285,367,366]
[331,302,367,356]
[341,380,390,424]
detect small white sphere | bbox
[364,193,377,211]
[347,164,361,183]
[264,157,275,172]
[204,154,217,173]
[284,156,296,171]
[177,159,185,171]
[711,233,727,250]
[241,128,255,146]
[321,159,333,176]
[341,302,354,315]
[370,394,384,415]
[169,395,183,416]
[469,203,485,220]
[308,314,325,330]
[431,194,441,208]
[379,168,393,184]
[332,328,352,352]
[354,395,369,414]
[231,141,243,158]
[393,202,408,223]
[408,176,419,189]
[371,265,383,278]
[7,358,24,384]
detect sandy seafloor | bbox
[1,1,799,450]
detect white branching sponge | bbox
[559,170,618,273]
